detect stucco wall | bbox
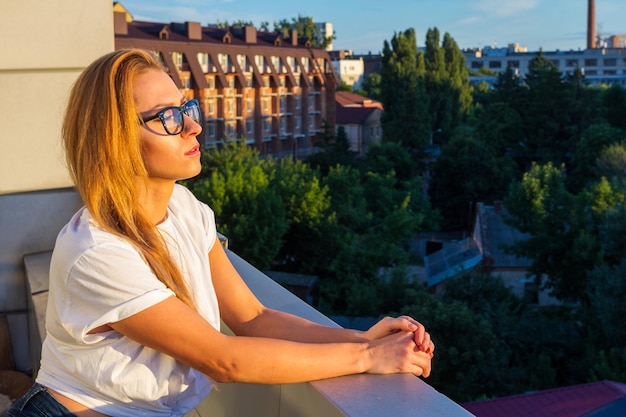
[0,0,113,371]
[0,0,114,194]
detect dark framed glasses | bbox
[140,99,202,135]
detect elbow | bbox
[203,360,243,383]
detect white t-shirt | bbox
[36,184,221,417]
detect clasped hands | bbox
[364,315,435,377]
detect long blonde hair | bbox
[63,49,196,309]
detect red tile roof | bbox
[463,381,626,417]
[335,91,383,109]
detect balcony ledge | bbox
[24,249,474,417]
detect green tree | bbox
[268,157,334,272]
[429,129,517,230]
[569,123,625,191]
[504,162,606,303]
[274,15,334,49]
[190,142,288,269]
[380,28,430,150]
[307,123,355,175]
[602,84,626,131]
[520,51,574,163]
[397,285,512,402]
[422,28,472,142]
[596,142,626,186]
[359,72,382,101]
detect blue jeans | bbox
[5,383,77,417]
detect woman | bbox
[8,49,434,417]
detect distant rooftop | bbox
[463,380,626,417]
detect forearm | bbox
[196,333,370,384]
[229,308,367,343]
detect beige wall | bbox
[0,0,113,371]
[0,0,114,194]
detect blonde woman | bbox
[8,49,434,417]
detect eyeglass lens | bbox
[162,100,201,135]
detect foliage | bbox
[397,283,513,402]
[273,15,334,49]
[504,162,601,302]
[569,123,625,192]
[189,141,336,271]
[602,84,626,131]
[380,28,429,150]
[429,128,518,230]
[190,142,287,270]
[359,72,382,101]
[306,123,355,175]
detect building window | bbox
[206,122,215,138]
[507,60,520,69]
[226,123,235,137]
[566,59,578,67]
[295,96,301,110]
[471,61,482,69]
[264,118,271,132]
[584,59,598,67]
[207,77,215,89]
[604,58,617,66]
[208,100,214,114]
[218,53,229,71]
[604,70,617,75]
[280,97,286,113]
[263,98,269,112]
[198,53,209,72]
[227,99,234,114]
[551,59,560,67]
[172,52,183,70]
[308,96,315,111]
[586,70,598,75]
[295,116,301,130]
[488,60,502,69]
[182,76,191,89]
[247,98,253,113]
[228,77,235,89]
[246,119,254,134]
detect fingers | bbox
[396,315,434,355]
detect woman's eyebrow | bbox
[142,96,186,113]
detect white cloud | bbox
[472,0,540,18]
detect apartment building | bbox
[465,43,626,86]
[114,5,337,160]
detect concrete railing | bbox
[24,250,474,417]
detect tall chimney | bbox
[587,0,596,49]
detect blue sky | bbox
[119,0,626,54]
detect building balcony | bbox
[3,188,474,417]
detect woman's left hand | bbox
[363,316,434,356]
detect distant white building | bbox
[315,21,333,51]
[332,55,365,88]
[464,43,626,87]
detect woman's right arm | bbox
[109,296,432,384]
